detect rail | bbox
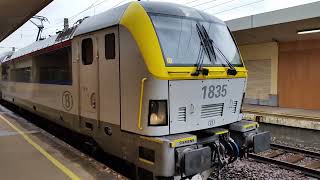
[249,143,320,178]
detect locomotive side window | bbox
[82,38,93,65]
[1,65,9,81]
[35,46,72,85]
[11,67,31,82]
[105,33,115,60]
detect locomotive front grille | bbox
[178,107,187,121]
[201,103,224,119]
[232,101,238,113]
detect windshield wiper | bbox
[191,44,205,76]
[191,23,214,76]
[200,24,237,76]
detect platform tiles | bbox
[0,105,122,180]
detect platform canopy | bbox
[0,0,53,42]
[226,1,320,45]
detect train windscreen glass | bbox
[150,14,243,67]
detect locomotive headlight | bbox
[148,100,168,126]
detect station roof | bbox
[226,1,320,45]
[0,0,53,42]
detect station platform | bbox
[0,105,121,180]
[242,104,320,130]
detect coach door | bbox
[79,35,99,132]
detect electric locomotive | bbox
[0,1,270,179]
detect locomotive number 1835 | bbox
[202,84,228,99]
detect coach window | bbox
[82,38,93,65]
[105,33,115,60]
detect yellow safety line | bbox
[0,114,81,180]
[138,78,147,130]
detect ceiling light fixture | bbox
[297,28,320,35]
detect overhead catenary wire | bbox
[69,0,108,21]
[201,0,238,11]
[7,0,130,43]
[213,0,264,14]
[186,0,202,4]
[69,0,129,21]
[191,0,218,8]
[110,0,132,9]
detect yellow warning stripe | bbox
[140,136,163,144]
[0,114,81,180]
[215,130,229,135]
[243,122,259,129]
[170,136,197,148]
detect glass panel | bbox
[35,47,72,85]
[105,33,116,60]
[11,67,31,82]
[150,14,242,67]
[82,38,93,65]
[1,65,9,81]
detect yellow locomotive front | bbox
[120,1,248,135]
[115,2,270,179]
[0,1,270,179]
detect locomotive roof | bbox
[73,1,225,36]
[4,25,77,63]
[8,35,58,61]
[0,51,13,63]
[4,1,225,63]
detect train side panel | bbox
[1,44,79,131]
[119,26,170,136]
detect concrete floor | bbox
[243,104,320,120]
[242,104,320,130]
[0,105,121,180]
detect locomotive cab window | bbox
[105,33,115,60]
[82,38,93,65]
[150,14,243,67]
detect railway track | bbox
[249,143,320,178]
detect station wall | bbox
[240,39,320,110]
[239,42,278,106]
[278,39,320,110]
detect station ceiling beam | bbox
[0,0,53,42]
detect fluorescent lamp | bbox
[297,29,320,35]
